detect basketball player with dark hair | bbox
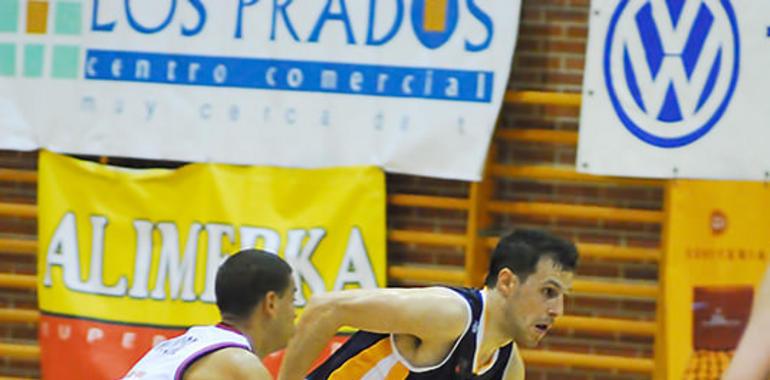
[279,229,578,380]
[122,249,296,380]
[722,264,770,380]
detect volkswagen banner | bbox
[578,0,770,181]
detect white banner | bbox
[578,0,770,181]
[0,0,521,180]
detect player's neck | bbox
[220,318,270,358]
[479,289,512,359]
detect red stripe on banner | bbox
[39,314,185,380]
[40,313,350,379]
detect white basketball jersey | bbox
[122,324,253,380]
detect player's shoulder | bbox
[409,286,475,337]
[429,286,479,313]
[411,286,473,315]
[184,347,271,380]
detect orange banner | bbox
[658,180,770,380]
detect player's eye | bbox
[542,287,559,299]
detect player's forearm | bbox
[278,298,342,380]
[723,266,770,380]
[722,338,770,380]
[723,310,770,380]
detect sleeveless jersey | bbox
[122,324,253,380]
[308,287,517,380]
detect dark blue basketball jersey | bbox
[307,287,516,379]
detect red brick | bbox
[576,262,621,278]
[544,72,584,86]
[621,263,659,281]
[570,0,591,6]
[544,9,590,24]
[572,296,623,311]
[521,9,546,23]
[593,346,645,357]
[516,55,563,70]
[520,24,566,38]
[567,25,589,39]
[546,40,587,55]
[620,299,658,314]
[565,57,586,71]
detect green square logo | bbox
[0,43,16,76]
[51,45,79,78]
[0,0,19,33]
[54,1,81,35]
[23,44,43,77]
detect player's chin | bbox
[515,333,539,348]
[518,338,539,348]
[523,327,548,347]
[279,327,295,348]
[286,328,296,342]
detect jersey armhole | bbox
[388,288,474,373]
[500,342,520,379]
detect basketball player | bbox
[722,264,770,380]
[279,229,578,380]
[122,249,296,380]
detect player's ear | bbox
[496,268,520,297]
[262,291,279,317]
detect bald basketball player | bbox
[722,264,770,380]
[122,249,296,380]
[279,229,578,380]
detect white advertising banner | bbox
[578,0,770,181]
[0,0,521,180]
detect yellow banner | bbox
[659,180,770,380]
[37,150,386,326]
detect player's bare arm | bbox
[184,347,272,380]
[278,287,470,380]
[722,265,770,380]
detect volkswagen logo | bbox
[604,0,740,148]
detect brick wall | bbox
[390,1,663,380]
[0,0,664,378]
[0,150,38,378]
